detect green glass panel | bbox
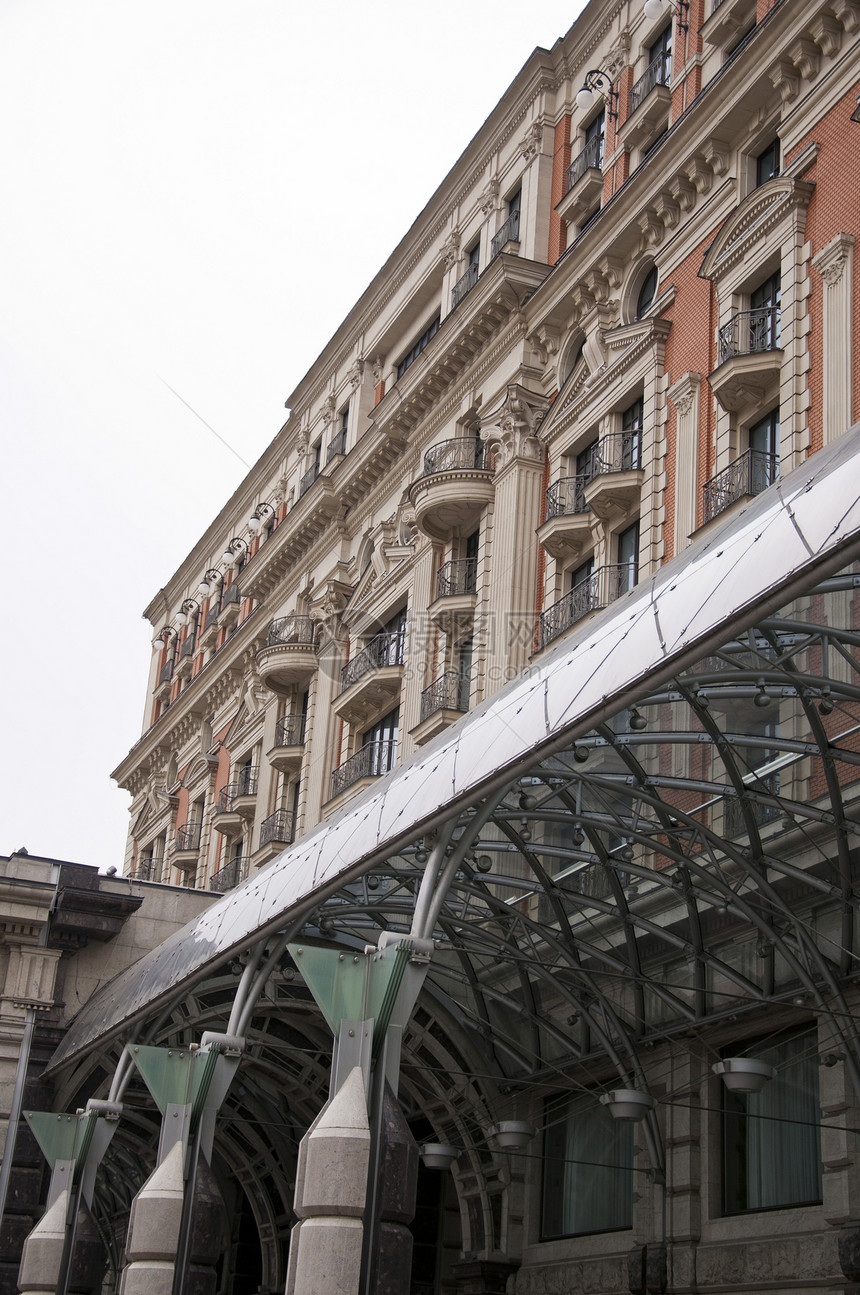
[126,1044,220,1117]
[24,1111,95,1169]
[289,940,411,1038]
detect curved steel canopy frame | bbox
[45,429,860,1283]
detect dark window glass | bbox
[468,242,480,270]
[636,265,658,317]
[621,397,643,469]
[649,24,672,69]
[617,520,639,593]
[749,408,779,460]
[571,555,594,590]
[508,188,521,217]
[756,139,780,186]
[542,1093,634,1238]
[723,1031,822,1214]
[397,314,441,380]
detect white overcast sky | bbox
[1,0,586,871]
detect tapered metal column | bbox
[119,1032,243,1295]
[18,1100,121,1295]
[286,936,431,1295]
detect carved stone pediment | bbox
[700,176,815,281]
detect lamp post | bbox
[575,70,619,123]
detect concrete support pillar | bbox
[286,1065,371,1295]
[119,1141,184,1295]
[17,1190,67,1295]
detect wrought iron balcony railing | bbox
[702,449,778,523]
[204,603,220,630]
[566,132,604,191]
[210,857,243,893]
[331,739,397,799]
[717,306,780,365]
[545,475,591,518]
[274,713,306,747]
[452,261,479,308]
[174,822,202,853]
[423,437,486,476]
[260,809,295,848]
[629,49,672,114]
[340,631,405,693]
[539,563,633,649]
[179,633,196,661]
[326,429,346,463]
[490,208,521,260]
[590,430,642,474]
[266,615,317,647]
[217,767,259,812]
[298,464,319,499]
[420,670,469,723]
[158,659,175,685]
[221,582,241,608]
[436,558,477,599]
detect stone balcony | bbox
[409,438,495,541]
[266,713,306,774]
[256,615,319,695]
[212,769,258,837]
[333,631,404,727]
[428,558,478,634]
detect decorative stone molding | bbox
[830,0,860,34]
[769,57,800,103]
[371,355,385,385]
[347,357,364,390]
[321,393,337,427]
[526,323,560,367]
[809,12,843,56]
[813,231,854,287]
[480,177,501,216]
[441,229,461,269]
[481,383,548,468]
[605,29,631,77]
[788,36,821,81]
[518,121,543,161]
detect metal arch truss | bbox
[47,563,860,1283]
[292,569,860,1174]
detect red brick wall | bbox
[786,86,860,453]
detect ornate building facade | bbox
[5,1,860,1293]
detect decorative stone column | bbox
[667,372,701,553]
[481,384,549,682]
[812,232,855,445]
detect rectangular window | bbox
[585,109,605,169]
[397,314,441,380]
[543,1093,634,1238]
[621,397,644,469]
[617,520,640,594]
[756,139,780,187]
[361,707,399,776]
[649,24,672,75]
[723,1031,822,1213]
